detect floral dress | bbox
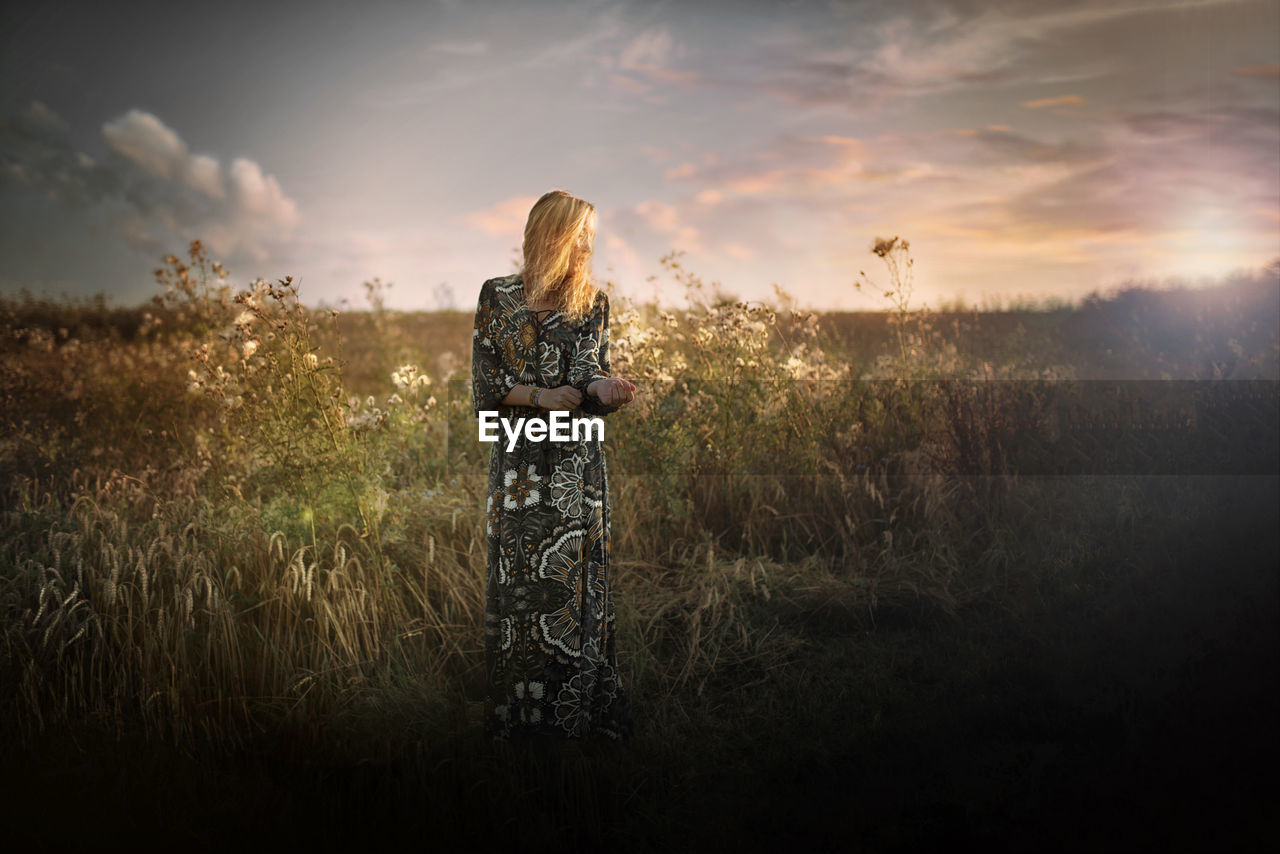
[471,273,634,741]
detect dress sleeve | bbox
[471,281,518,417]
[572,291,621,417]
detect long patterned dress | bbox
[471,273,634,741]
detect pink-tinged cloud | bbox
[603,231,639,269]
[1021,94,1086,109]
[622,64,701,86]
[635,199,681,233]
[228,158,299,227]
[1229,65,1280,78]
[603,26,702,97]
[664,162,696,180]
[631,199,701,253]
[463,195,538,236]
[813,135,864,148]
[725,170,787,195]
[608,74,651,95]
[662,134,892,200]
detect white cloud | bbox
[102,109,228,199]
[102,110,187,178]
[228,157,299,227]
[186,154,225,199]
[4,102,300,270]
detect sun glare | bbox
[1161,206,1260,281]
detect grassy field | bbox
[1,240,1277,851]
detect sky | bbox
[1,0,1277,312]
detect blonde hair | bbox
[519,189,599,323]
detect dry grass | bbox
[0,238,1276,848]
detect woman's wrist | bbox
[529,386,543,408]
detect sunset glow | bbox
[1,0,1276,310]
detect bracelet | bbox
[530,387,542,408]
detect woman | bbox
[471,189,638,742]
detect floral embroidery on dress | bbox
[503,463,543,510]
[549,451,598,519]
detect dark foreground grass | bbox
[2,475,1276,853]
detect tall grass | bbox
[0,235,1275,795]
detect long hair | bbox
[519,190,599,323]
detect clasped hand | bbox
[535,378,637,410]
[588,377,637,407]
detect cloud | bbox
[0,102,121,207]
[1021,94,1086,108]
[621,83,1275,302]
[378,9,624,106]
[635,199,680,232]
[602,231,639,270]
[600,25,702,98]
[0,101,300,269]
[947,126,1105,164]
[1229,64,1280,78]
[630,199,701,252]
[657,133,923,200]
[663,162,696,180]
[618,27,675,70]
[734,0,1242,112]
[462,195,538,236]
[102,109,227,198]
[932,102,1280,246]
[228,157,298,226]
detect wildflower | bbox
[242,340,259,358]
[391,364,427,390]
[234,310,255,328]
[304,352,318,369]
